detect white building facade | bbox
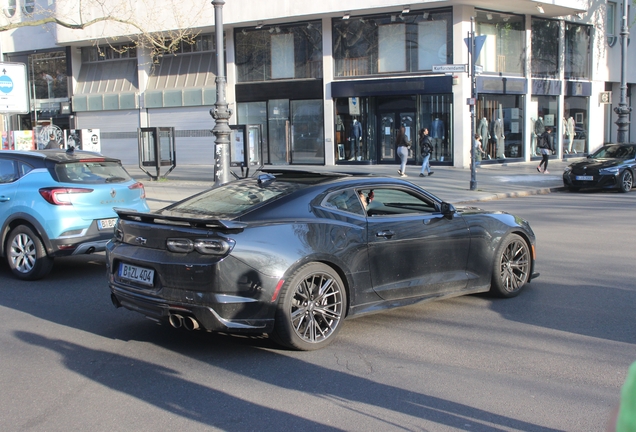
[1,0,633,168]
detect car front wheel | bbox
[490,233,530,298]
[618,170,633,193]
[6,225,54,281]
[272,262,347,351]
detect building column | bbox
[322,16,335,166]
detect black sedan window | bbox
[364,188,437,216]
[594,145,636,159]
[323,189,365,215]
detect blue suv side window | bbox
[19,162,33,177]
[0,159,17,183]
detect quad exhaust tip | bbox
[168,314,200,331]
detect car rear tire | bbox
[618,170,633,193]
[272,262,347,351]
[490,233,530,298]
[6,225,54,281]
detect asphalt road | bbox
[0,190,634,431]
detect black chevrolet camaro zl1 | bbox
[106,169,538,350]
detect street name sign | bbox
[432,64,468,73]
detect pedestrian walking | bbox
[419,128,434,177]
[537,126,554,174]
[396,124,410,177]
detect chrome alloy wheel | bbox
[10,232,37,274]
[498,237,530,293]
[290,272,344,344]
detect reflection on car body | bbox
[107,169,539,350]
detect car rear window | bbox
[55,161,133,184]
[165,179,306,218]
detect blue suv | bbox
[0,148,149,280]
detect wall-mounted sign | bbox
[0,62,29,114]
[599,91,612,104]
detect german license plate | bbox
[575,175,594,181]
[118,263,154,286]
[98,218,117,230]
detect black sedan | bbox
[106,170,538,350]
[563,143,636,192]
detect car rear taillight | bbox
[166,238,235,256]
[39,187,93,205]
[128,181,146,199]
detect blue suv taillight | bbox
[39,187,93,205]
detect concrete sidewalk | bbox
[126,159,576,211]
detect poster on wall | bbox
[1,131,12,150]
[65,129,101,153]
[81,129,101,153]
[12,130,35,150]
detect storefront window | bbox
[530,96,560,157]
[291,100,324,164]
[332,8,452,77]
[475,10,525,76]
[419,95,453,163]
[565,23,591,79]
[564,96,588,154]
[477,95,525,159]
[238,100,324,165]
[335,97,371,162]
[30,51,68,100]
[531,18,560,78]
[237,101,268,160]
[334,94,452,165]
[235,21,322,83]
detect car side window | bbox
[19,162,33,177]
[323,189,365,216]
[0,159,18,183]
[363,188,437,216]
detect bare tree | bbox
[0,0,210,61]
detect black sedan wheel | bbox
[6,225,54,281]
[618,170,633,193]
[490,234,530,298]
[272,263,347,351]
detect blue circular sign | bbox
[0,75,13,94]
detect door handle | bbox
[0,196,10,202]
[376,230,395,239]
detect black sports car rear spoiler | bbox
[114,208,247,231]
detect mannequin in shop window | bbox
[565,116,576,154]
[430,117,445,160]
[493,116,505,159]
[348,117,363,161]
[530,117,537,156]
[478,117,490,159]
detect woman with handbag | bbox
[419,128,434,177]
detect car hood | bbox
[569,158,622,170]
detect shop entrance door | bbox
[377,97,416,163]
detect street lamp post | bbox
[469,17,477,191]
[211,0,232,185]
[614,0,631,143]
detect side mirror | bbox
[441,202,456,219]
